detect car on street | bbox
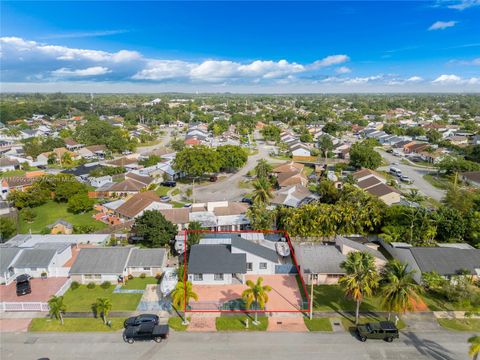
[241,197,253,205]
[160,196,170,202]
[16,274,32,296]
[160,181,176,187]
[356,321,399,342]
[123,314,159,328]
[400,175,413,184]
[123,323,169,344]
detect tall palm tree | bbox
[242,277,272,325]
[404,189,425,203]
[380,260,423,320]
[95,298,112,325]
[254,159,272,179]
[171,281,199,311]
[339,251,379,325]
[48,295,66,325]
[252,177,274,205]
[469,335,480,360]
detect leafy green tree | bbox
[380,260,423,319]
[54,178,89,203]
[254,159,272,179]
[261,125,281,141]
[251,177,274,205]
[404,189,425,203]
[132,210,177,247]
[443,183,478,214]
[75,120,132,153]
[437,156,480,174]
[139,155,162,167]
[434,206,466,242]
[171,281,198,311]
[48,295,66,325]
[216,145,248,172]
[173,145,221,177]
[468,335,480,360]
[187,221,203,247]
[318,134,334,162]
[8,183,51,209]
[426,129,442,144]
[349,141,382,169]
[246,203,276,230]
[317,179,340,204]
[0,217,16,242]
[67,194,94,214]
[242,277,272,325]
[21,207,37,223]
[339,251,379,325]
[95,298,112,325]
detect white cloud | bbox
[40,30,129,40]
[432,74,480,84]
[445,0,480,10]
[335,66,351,74]
[52,66,111,77]
[428,21,457,30]
[310,55,350,69]
[343,75,382,85]
[406,76,424,82]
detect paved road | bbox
[136,128,175,155]
[0,330,470,360]
[377,150,445,202]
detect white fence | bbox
[55,278,72,296]
[1,302,49,312]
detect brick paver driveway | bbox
[0,319,32,332]
[0,277,68,302]
[191,275,304,312]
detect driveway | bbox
[191,275,304,312]
[377,149,445,201]
[0,277,68,302]
[0,319,32,333]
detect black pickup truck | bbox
[123,323,169,344]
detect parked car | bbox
[16,274,32,296]
[356,321,399,342]
[123,314,159,328]
[240,197,253,205]
[123,323,169,344]
[160,196,170,202]
[400,175,413,184]
[183,203,192,208]
[161,181,176,187]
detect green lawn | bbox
[304,317,333,331]
[63,285,142,312]
[423,174,450,190]
[172,201,186,208]
[155,186,171,196]
[1,169,26,177]
[215,316,268,331]
[341,315,406,331]
[18,201,107,233]
[421,290,479,311]
[122,277,158,290]
[29,317,126,332]
[437,319,480,332]
[168,317,190,331]
[311,285,382,312]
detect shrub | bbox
[139,273,146,279]
[86,282,96,289]
[100,281,111,289]
[127,274,134,280]
[155,273,162,280]
[70,281,80,290]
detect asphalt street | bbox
[0,330,470,360]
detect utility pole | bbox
[309,274,316,320]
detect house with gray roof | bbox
[187,232,286,285]
[69,247,168,284]
[0,247,22,284]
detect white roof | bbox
[5,234,110,248]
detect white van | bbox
[389,167,402,176]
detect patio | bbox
[191,275,305,312]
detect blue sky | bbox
[1,1,479,92]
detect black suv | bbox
[356,321,399,342]
[123,323,169,344]
[123,314,159,328]
[16,274,32,296]
[160,181,176,187]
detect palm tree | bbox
[242,277,272,325]
[251,177,274,205]
[95,298,112,325]
[339,251,379,325]
[48,295,66,325]
[380,260,423,320]
[404,189,425,203]
[171,281,199,312]
[469,335,480,360]
[255,159,272,179]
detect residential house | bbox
[97,172,154,197]
[271,184,315,208]
[47,220,73,235]
[113,191,172,220]
[76,145,107,160]
[0,158,20,172]
[461,171,480,188]
[364,183,401,205]
[290,143,311,157]
[64,138,83,151]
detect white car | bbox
[400,175,413,184]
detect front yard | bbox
[29,317,126,332]
[303,317,333,331]
[18,201,107,233]
[215,316,268,331]
[311,285,383,312]
[437,319,480,332]
[62,284,142,312]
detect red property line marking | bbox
[183,229,310,313]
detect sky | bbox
[1,1,479,93]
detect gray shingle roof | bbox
[127,249,166,267]
[69,248,132,275]
[410,248,480,275]
[336,236,386,261]
[294,243,346,274]
[188,244,246,274]
[0,247,22,274]
[231,237,279,262]
[13,249,57,268]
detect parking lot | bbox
[0,277,68,302]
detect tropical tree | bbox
[339,251,379,325]
[187,221,203,247]
[404,189,425,203]
[242,277,272,325]
[171,281,199,312]
[254,159,272,179]
[48,295,66,325]
[95,298,112,325]
[380,260,423,319]
[468,335,480,360]
[318,134,334,163]
[251,177,274,205]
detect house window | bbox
[327,274,342,279]
[246,263,253,271]
[143,267,151,271]
[259,263,267,270]
[193,274,203,281]
[214,273,224,281]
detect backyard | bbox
[18,201,107,233]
